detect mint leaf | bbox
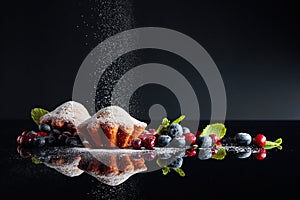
[171,115,185,124]
[211,146,226,160]
[263,138,283,150]
[31,157,42,164]
[201,123,227,139]
[157,118,170,135]
[173,168,185,177]
[31,108,49,125]
[162,167,170,175]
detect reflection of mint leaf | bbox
[157,118,170,135]
[212,146,226,160]
[31,157,42,164]
[173,168,185,177]
[31,108,48,125]
[201,123,227,139]
[171,115,185,124]
[264,138,283,150]
[162,167,170,175]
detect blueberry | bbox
[168,124,183,138]
[33,136,46,147]
[50,129,61,137]
[157,135,172,147]
[45,135,56,146]
[38,124,52,133]
[170,137,186,148]
[234,132,252,146]
[196,136,213,148]
[182,127,190,134]
[168,157,183,169]
[65,137,79,147]
[197,148,212,160]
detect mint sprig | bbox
[264,138,283,150]
[156,115,185,135]
[31,108,49,125]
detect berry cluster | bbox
[17,123,82,148]
[132,124,197,151]
[221,132,269,160]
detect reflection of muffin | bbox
[78,152,147,186]
[40,101,91,133]
[44,155,84,177]
[78,106,147,148]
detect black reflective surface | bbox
[1,120,299,199]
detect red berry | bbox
[36,131,48,137]
[132,138,142,149]
[185,132,196,145]
[148,129,157,135]
[209,134,218,143]
[144,136,156,150]
[253,134,267,147]
[216,141,222,146]
[185,148,197,157]
[254,148,267,160]
[21,130,28,137]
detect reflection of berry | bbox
[168,157,183,169]
[254,148,267,160]
[253,134,267,147]
[185,148,196,157]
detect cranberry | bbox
[216,141,222,146]
[185,148,197,157]
[144,136,156,150]
[132,138,142,149]
[254,148,267,160]
[209,134,219,144]
[253,134,267,147]
[36,131,48,137]
[185,132,196,145]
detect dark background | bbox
[1,0,299,120]
[1,1,300,198]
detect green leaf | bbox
[171,115,185,124]
[31,108,49,125]
[162,167,170,175]
[173,168,185,177]
[263,138,283,150]
[211,146,226,160]
[157,118,170,135]
[201,123,227,139]
[31,157,42,164]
